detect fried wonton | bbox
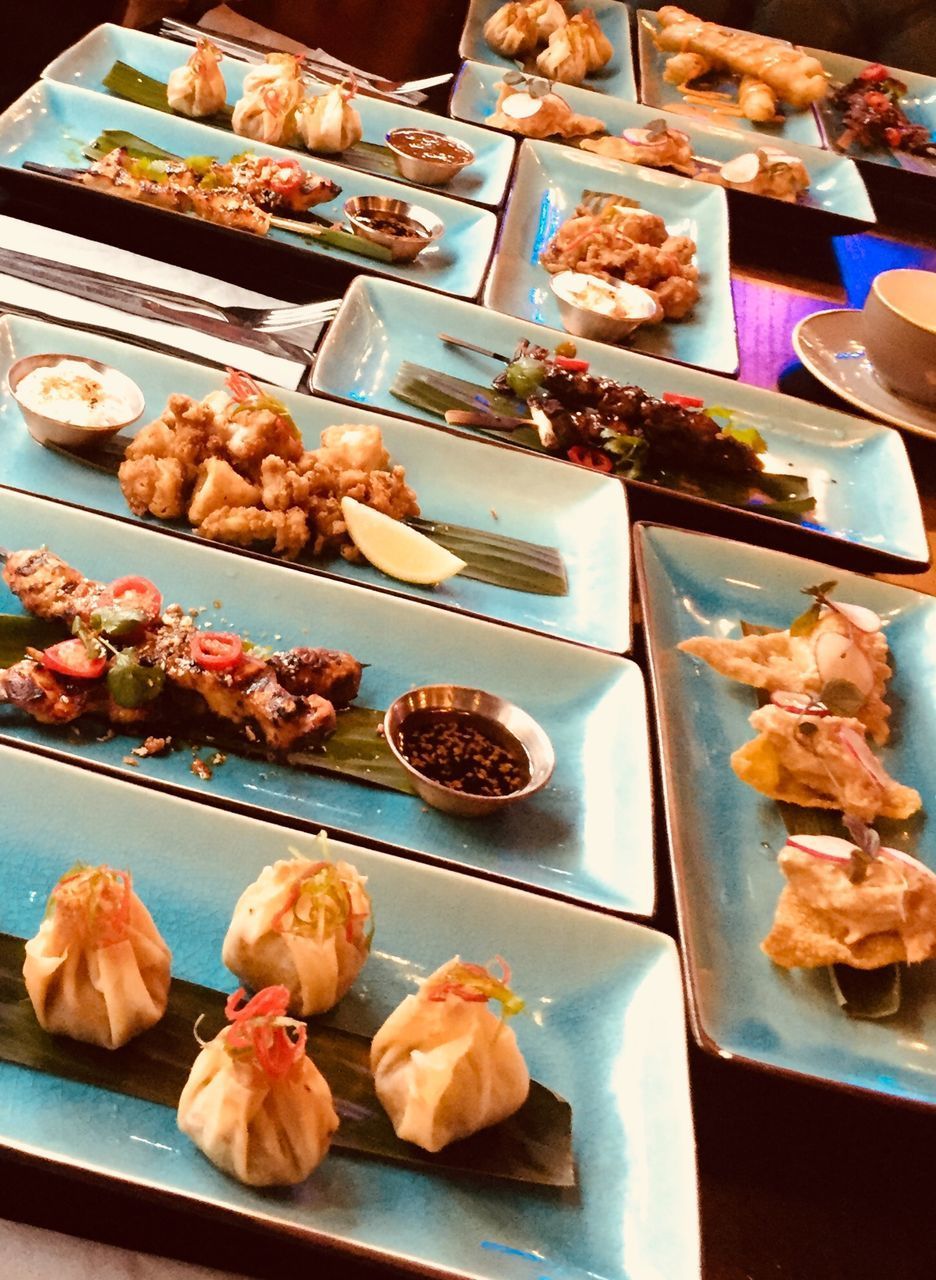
[731,704,920,824]
[762,843,936,969]
[678,608,892,744]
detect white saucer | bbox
[792,308,936,439]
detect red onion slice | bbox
[622,128,665,147]
[785,835,853,863]
[839,725,889,788]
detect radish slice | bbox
[839,726,889,788]
[770,690,828,715]
[814,630,874,698]
[502,93,543,120]
[719,152,761,185]
[785,835,854,863]
[827,600,882,633]
[879,846,936,882]
[622,127,665,147]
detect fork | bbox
[0,246,341,334]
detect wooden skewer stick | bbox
[439,333,512,363]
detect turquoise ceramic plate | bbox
[0,314,632,653]
[0,81,497,301]
[636,521,936,1106]
[312,276,927,569]
[459,0,637,101]
[635,10,823,147]
[0,488,654,916]
[450,59,875,225]
[0,746,699,1279]
[42,25,517,208]
[484,140,738,375]
[805,47,936,177]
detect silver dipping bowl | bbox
[550,272,663,344]
[385,128,475,186]
[384,684,555,819]
[7,352,144,449]
[344,194,443,263]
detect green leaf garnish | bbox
[819,678,865,718]
[106,650,165,709]
[723,424,767,453]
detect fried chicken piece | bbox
[2,548,107,625]
[188,458,261,525]
[259,455,319,512]
[197,505,310,559]
[120,456,190,519]
[761,844,936,969]
[267,647,363,706]
[222,405,304,477]
[313,423,391,473]
[731,704,919,824]
[136,608,335,750]
[678,611,892,744]
[654,275,700,320]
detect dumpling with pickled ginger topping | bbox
[166,39,226,118]
[23,864,171,1049]
[222,844,373,1017]
[232,53,303,147]
[731,703,920,824]
[370,956,530,1153]
[178,985,338,1186]
[678,584,893,744]
[762,836,936,970]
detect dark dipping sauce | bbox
[399,708,532,798]
[354,209,430,240]
[389,129,473,164]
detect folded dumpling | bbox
[297,83,363,154]
[732,703,920,824]
[178,985,339,1186]
[678,599,893,745]
[370,956,530,1152]
[24,864,171,1049]
[232,53,303,147]
[222,847,373,1017]
[527,0,568,40]
[484,2,539,58]
[535,20,590,85]
[762,837,936,969]
[166,39,226,118]
[569,11,613,72]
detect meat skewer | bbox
[23,147,342,241]
[0,548,363,754]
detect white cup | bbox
[861,268,936,407]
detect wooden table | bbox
[3,4,936,1277]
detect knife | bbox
[0,246,313,370]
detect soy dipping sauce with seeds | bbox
[398,709,531,797]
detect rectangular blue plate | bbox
[459,0,637,101]
[0,80,497,301]
[0,487,654,916]
[0,746,699,1280]
[804,46,936,177]
[484,139,738,375]
[635,10,823,147]
[636,521,936,1107]
[450,59,875,225]
[0,313,632,653]
[43,25,517,208]
[312,275,927,568]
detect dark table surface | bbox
[3,3,936,1277]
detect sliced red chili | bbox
[40,638,107,680]
[553,355,590,372]
[225,367,262,402]
[104,575,163,624]
[884,127,904,147]
[190,631,244,671]
[266,157,304,195]
[662,391,705,408]
[567,444,613,472]
[860,63,889,82]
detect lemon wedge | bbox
[341,497,467,585]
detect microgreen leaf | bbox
[819,679,865,718]
[789,601,823,637]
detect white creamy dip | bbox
[15,359,140,428]
[551,271,660,320]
